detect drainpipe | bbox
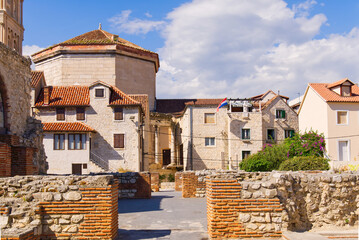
[189,106,193,170]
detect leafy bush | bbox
[278,156,329,171]
[159,174,166,183]
[284,131,325,158]
[167,174,175,182]
[239,144,288,172]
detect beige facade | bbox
[299,80,359,168]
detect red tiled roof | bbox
[109,86,140,106]
[326,78,353,89]
[42,122,95,132]
[251,90,289,100]
[35,86,90,107]
[310,83,359,102]
[31,71,45,88]
[129,94,148,115]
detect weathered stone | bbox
[71,215,84,224]
[42,192,53,201]
[251,183,261,190]
[54,193,62,201]
[265,189,277,198]
[242,191,252,199]
[239,213,251,223]
[59,218,70,224]
[50,224,62,233]
[63,191,82,201]
[246,223,258,230]
[64,225,78,233]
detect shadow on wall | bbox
[118,229,171,240]
[192,146,207,170]
[91,132,123,170]
[118,195,174,214]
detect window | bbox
[114,134,125,148]
[242,151,251,160]
[205,137,215,146]
[54,134,65,150]
[337,111,348,125]
[114,107,123,120]
[76,107,85,121]
[204,113,215,124]
[267,129,275,141]
[285,130,295,138]
[83,164,87,169]
[342,86,351,96]
[68,134,86,150]
[276,109,286,119]
[56,108,65,121]
[95,88,104,98]
[242,129,250,140]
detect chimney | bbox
[44,86,50,105]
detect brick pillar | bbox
[0,142,11,177]
[182,171,198,198]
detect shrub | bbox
[159,174,166,183]
[278,156,329,171]
[167,174,175,182]
[284,131,325,158]
[239,144,288,172]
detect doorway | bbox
[72,164,82,174]
[338,141,349,161]
[162,149,171,165]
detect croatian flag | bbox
[217,98,228,112]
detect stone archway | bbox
[0,75,9,134]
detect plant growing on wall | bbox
[284,131,326,158]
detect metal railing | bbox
[90,152,117,172]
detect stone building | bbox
[0,0,46,176]
[31,27,158,173]
[155,90,298,170]
[32,79,147,174]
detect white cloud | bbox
[109,10,165,35]
[292,0,317,17]
[156,0,359,99]
[22,45,43,57]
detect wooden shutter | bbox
[114,134,124,148]
[281,110,286,119]
[76,107,85,120]
[114,107,123,120]
[56,108,65,121]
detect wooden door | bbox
[162,149,171,165]
[72,164,82,175]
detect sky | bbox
[23,0,359,100]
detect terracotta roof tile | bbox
[109,86,140,106]
[129,94,148,115]
[35,86,90,107]
[31,71,45,88]
[251,90,289,100]
[59,29,154,54]
[327,78,353,89]
[310,83,359,102]
[42,122,95,132]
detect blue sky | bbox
[23,0,359,100]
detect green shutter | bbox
[281,110,286,118]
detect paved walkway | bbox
[118,190,208,240]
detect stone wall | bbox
[117,172,151,199]
[206,171,359,239]
[0,42,46,175]
[151,172,159,192]
[175,172,182,191]
[0,175,118,240]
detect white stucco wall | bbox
[44,132,90,174]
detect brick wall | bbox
[0,142,11,176]
[117,172,151,198]
[175,172,182,191]
[182,172,198,198]
[0,175,119,240]
[207,178,282,239]
[151,172,160,192]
